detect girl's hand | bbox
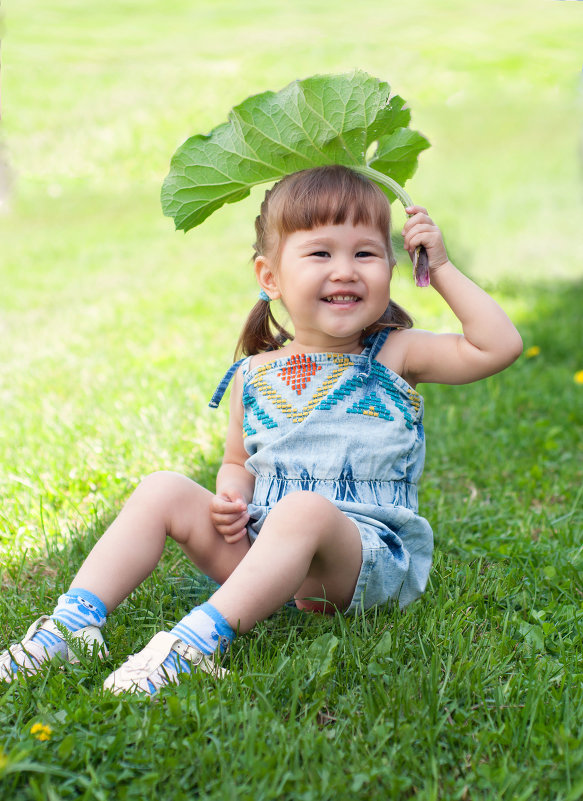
[210,490,250,544]
[402,206,449,273]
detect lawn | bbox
[1,1,583,798]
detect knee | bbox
[132,472,197,525]
[266,491,338,539]
[135,470,185,500]
[272,491,333,518]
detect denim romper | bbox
[210,328,433,611]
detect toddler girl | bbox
[0,165,522,695]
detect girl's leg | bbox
[71,470,249,610]
[209,490,362,632]
[103,490,363,695]
[1,471,249,680]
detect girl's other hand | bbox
[402,207,449,273]
[210,491,250,544]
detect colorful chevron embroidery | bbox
[407,387,422,414]
[242,418,257,438]
[242,389,278,437]
[316,375,365,410]
[243,354,422,433]
[249,353,352,424]
[369,363,418,429]
[278,354,321,395]
[346,392,394,421]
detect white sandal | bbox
[103,631,227,696]
[0,616,108,682]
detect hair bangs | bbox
[254,165,393,263]
[276,166,391,238]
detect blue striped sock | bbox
[51,588,107,633]
[171,602,235,655]
[158,603,235,686]
[22,588,107,664]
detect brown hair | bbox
[236,165,413,357]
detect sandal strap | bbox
[102,631,228,695]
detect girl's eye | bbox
[356,251,375,258]
[310,251,330,258]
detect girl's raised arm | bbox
[398,207,523,386]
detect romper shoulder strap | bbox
[208,357,248,409]
[359,328,393,381]
[367,327,392,361]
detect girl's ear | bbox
[255,256,281,300]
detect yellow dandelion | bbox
[30,722,52,742]
[574,370,583,385]
[525,346,541,359]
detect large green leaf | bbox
[161,70,430,232]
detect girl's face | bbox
[257,221,392,351]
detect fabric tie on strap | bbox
[209,358,246,408]
[358,328,392,381]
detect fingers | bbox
[222,528,249,545]
[403,225,441,253]
[212,509,249,527]
[401,207,448,269]
[211,507,250,533]
[214,487,248,508]
[213,517,250,542]
[402,207,433,234]
[210,492,250,542]
[211,494,248,516]
[402,208,433,248]
[405,205,428,217]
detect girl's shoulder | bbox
[248,351,284,370]
[375,327,432,390]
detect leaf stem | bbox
[355,164,428,286]
[352,164,413,209]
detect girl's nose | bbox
[330,257,358,281]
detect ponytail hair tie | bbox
[258,289,271,302]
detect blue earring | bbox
[258,289,271,302]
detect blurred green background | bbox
[2,4,583,798]
[0,0,582,557]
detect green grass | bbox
[1,0,583,798]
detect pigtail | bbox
[389,300,414,330]
[235,299,292,358]
[362,299,413,343]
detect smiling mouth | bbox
[323,294,361,303]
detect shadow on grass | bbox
[422,278,582,571]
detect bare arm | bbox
[399,207,523,386]
[211,368,256,543]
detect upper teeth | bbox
[326,295,359,302]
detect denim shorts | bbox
[344,516,433,613]
[247,490,433,612]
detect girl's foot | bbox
[0,589,108,682]
[0,616,108,682]
[102,631,227,696]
